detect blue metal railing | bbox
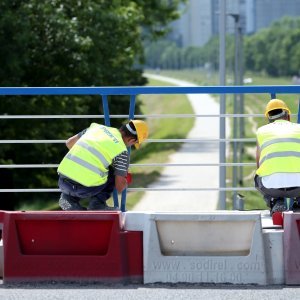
[1,85,300,95]
[1,85,300,212]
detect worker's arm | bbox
[66,134,80,150]
[115,175,127,193]
[256,141,261,169]
[112,151,130,193]
[65,129,87,150]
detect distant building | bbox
[251,0,300,34]
[170,0,213,47]
[169,0,300,47]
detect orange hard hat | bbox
[130,120,149,149]
[264,99,291,118]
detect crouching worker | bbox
[57,120,148,211]
[254,99,300,216]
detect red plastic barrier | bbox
[0,211,142,283]
[283,212,300,285]
[272,212,283,226]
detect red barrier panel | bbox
[283,212,300,285]
[272,212,283,226]
[0,211,142,283]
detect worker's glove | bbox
[126,172,132,185]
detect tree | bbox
[183,47,204,69]
[0,0,186,209]
[244,16,300,77]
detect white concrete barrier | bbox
[260,211,284,284]
[263,229,284,284]
[124,211,269,285]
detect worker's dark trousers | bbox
[254,174,300,207]
[58,168,115,209]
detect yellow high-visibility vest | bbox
[58,123,127,186]
[256,120,300,176]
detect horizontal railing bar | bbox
[0,138,256,144]
[0,114,269,119]
[0,140,65,144]
[0,164,59,168]
[1,115,108,119]
[0,189,62,192]
[148,138,256,142]
[0,187,257,192]
[1,85,300,95]
[0,162,256,168]
[128,187,256,191]
[132,163,256,167]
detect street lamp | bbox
[217,3,244,210]
[219,0,227,210]
[228,13,244,209]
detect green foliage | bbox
[244,16,300,76]
[0,0,185,209]
[137,0,187,39]
[143,35,233,71]
[144,16,300,78]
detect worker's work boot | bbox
[270,198,287,216]
[87,197,119,211]
[59,193,87,211]
[292,198,300,212]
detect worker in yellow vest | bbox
[57,120,148,210]
[254,99,300,215]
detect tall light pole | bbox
[238,22,244,188]
[228,13,244,209]
[219,0,226,210]
[228,13,240,208]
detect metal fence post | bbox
[102,94,119,208]
[120,94,136,212]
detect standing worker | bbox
[254,99,300,215]
[57,120,148,210]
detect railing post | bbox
[101,95,119,208]
[238,22,244,187]
[298,99,300,124]
[101,95,110,126]
[120,94,136,212]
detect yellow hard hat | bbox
[264,99,291,118]
[131,120,149,149]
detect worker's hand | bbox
[126,172,132,185]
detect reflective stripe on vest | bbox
[259,150,300,165]
[260,137,300,152]
[256,120,300,176]
[58,124,127,186]
[65,153,108,177]
[76,140,110,168]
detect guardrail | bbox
[1,85,300,211]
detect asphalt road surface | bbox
[0,281,299,300]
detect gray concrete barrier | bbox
[124,211,284,285]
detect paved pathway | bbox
[133,73,229,212]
